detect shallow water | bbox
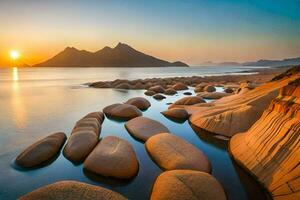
[0,67,268,199]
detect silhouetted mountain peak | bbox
[114,42,134,51]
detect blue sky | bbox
[0,0,299,65]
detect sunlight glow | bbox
[10,50,20,60]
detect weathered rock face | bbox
[161,108,189,120]
[150,170,226,200]
[103,103,142,120]
[19,180,128,200]
[84,136,139,179]
[16,132,66,168]
[145,133,211,172]
[125,117,170,142]
[188,72,300,137]
[125,97,151,111]
[230,81,300,200]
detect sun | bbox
[10,50,20,60]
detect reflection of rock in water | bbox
[189,123,228,151]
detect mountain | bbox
[242,57,300,67]
[33,43,189,67]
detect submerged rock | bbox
[125,117,170,142]
[125,97,151,111]
[145,133,211,172]
[161,108,189,120]
[183,91,192,95]
[19,180,128,200]
[84,136,139,179]
[16,132,66,168]
[173,96,205,105]
[150,170,226,200]
[230,81,300,199]
[103,103,142,120]
[153,94,166,100]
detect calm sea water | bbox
[0,67,268,200]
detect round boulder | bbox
[164,88,177,95]
[73,118,101,136]
[153,94,166,100]
[174,96,205,105]
[115,82,131,89]
[125,117,170,142]
[172,83,188,91]
[63,131,98,163]
[19,180,128,200]
[150,170,226,200]
[145,133,211,172]
[204,85,216,92]
[144,90,156,96]
[161,108,189,120]
[84,136,139,179]
[103,103,142,120]
[149,85,165,93]
[16,132,67,168]
[83,111,105,124]
[224,88,234,93]
[125,97,151,111]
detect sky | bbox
[0,0,300,66]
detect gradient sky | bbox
[0,0,300,66]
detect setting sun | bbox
[10,50,20,60]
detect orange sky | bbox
[0,0,299,67]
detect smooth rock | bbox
[145,133,211,172]
[150,170,226,200]
[164,88,177,95]
[73,118,101,136]
[172,82,188,91]
[125,117,170,142]
[204,85,216,92]
[224,88,234,93]
[16,132,66,168]
[125,97,151,111]
[63,131,98,163]
[153,94,166,100]
[174,96,205,105]
[103,103,142,120]
[84,136,139,179]
[161,108,189,120]
[115,83,131,89]
[83,112,105,124]
[197,92,232,99]
[144,90,156,96]
[19,180,128,200]
[149,85,165,93]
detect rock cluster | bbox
[19,180,128,200]
[16,132,67,168]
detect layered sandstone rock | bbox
[84,136,139,179]
[172,96,205,106]
[150,170,226,200]
[186,69,300,137]
[145,133,211,172]
[15,132,66,168]
[19,180,128,200]
[230,80,300,200]
[197,92,232,99]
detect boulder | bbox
[153,94,166,100]
[125,117,170,142]
[224,88,234,93]
[164,88,177,95]
[63,131,98,163]
[149,85,165,93]
[83,112,105,124]
[204,85,216,92]
[73,118,101,136]
[172,83,188,91]
[103,103,142,120]
[194,86,204,93]
[174,96,205,105]
[161,108,189,120]
[145,133,211,172]
[115,82,131,89]
[144,90,156,96]
[16,132,66,168]
[125,97,151,111]
[19,180,128,200]
[150,170,226,200]
[84,136,139,179]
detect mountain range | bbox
[33,43,188,67]
[200,57,300,67]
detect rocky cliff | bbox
[229,79,300,199]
